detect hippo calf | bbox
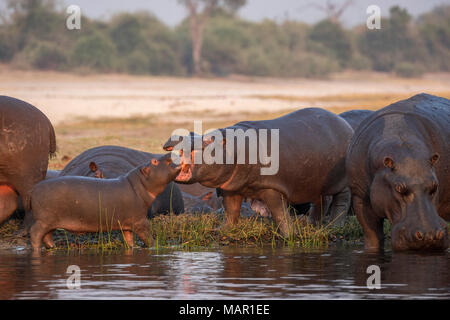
[59,145,184,217]
[164,108,353,236]
[30,153,181,250]
[347,94,449,251]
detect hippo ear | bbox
[89,162,98,172]
[201,191,214,201]
[151,158,159,166]
[430,153,440,166]
[140,166,151,177]
[383,156,394,169]
[163,136,183,151]
[202,129,226,148]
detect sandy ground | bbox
[1,65,450,125]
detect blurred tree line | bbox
[0,0,449,78]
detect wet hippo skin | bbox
[347,93,450,251]
[339,109,374,131]
[59,145,184,217]
[164,108,354,236]
[0,96,56,228]
[29,153,181,250]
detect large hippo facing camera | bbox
[163,108,354,236]
[347,93,449,251]
[0,96,56,226]
[60,145,184,217]
[30,153,181,250]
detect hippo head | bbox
[163,131,235,187]
[370,147,448,251]
[139,153,182,196]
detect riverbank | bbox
[0,214,381,251]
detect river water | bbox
[0,244,448,299]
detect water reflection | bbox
[0,245,448,299]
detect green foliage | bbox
[109,13,144,55]
[358,6,429,74]
[394,62,424,78]
[29,41,67,70]
[0,29,15,62]
[71,33,116,71]
[1,1,449,78]
[308,20,352,68]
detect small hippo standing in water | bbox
[59,145,184,217]
[30,153,181,250]
[164,108,353,236]
[347,93,450,251]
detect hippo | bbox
[0,96,56,227]
[177,183,223,213]
[346,93,449,251]
[59,145,184,217]
[30,153,181,250]
[182,191,223,213]
[45,170,61,180]
[163,108,354,236]
[339,110,374,131]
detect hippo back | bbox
[228,108,354,201]
[60,145,151,178]
[0,96,56,210]
[339,109,374,131]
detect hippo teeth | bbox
[176,164,192,181]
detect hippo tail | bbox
[48,121,57,159]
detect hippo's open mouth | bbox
[176,163,192,182]
[175,149,194,182]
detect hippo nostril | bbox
[415,231,424,241]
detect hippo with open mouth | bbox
[346,93,449,251]
[163,108,353,236]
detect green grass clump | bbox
[0,213,375,251]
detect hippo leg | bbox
[307,198,324,226]
[328,187,351,226]
[23,211,35,233]
[353,196,384,251]
[261,189,292,237]
[122,231,135,248]
[134,219,153,247]
[222,192,243,227]
[42,232,55,249]
[30,221,51,250]
[0,185,18,226]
